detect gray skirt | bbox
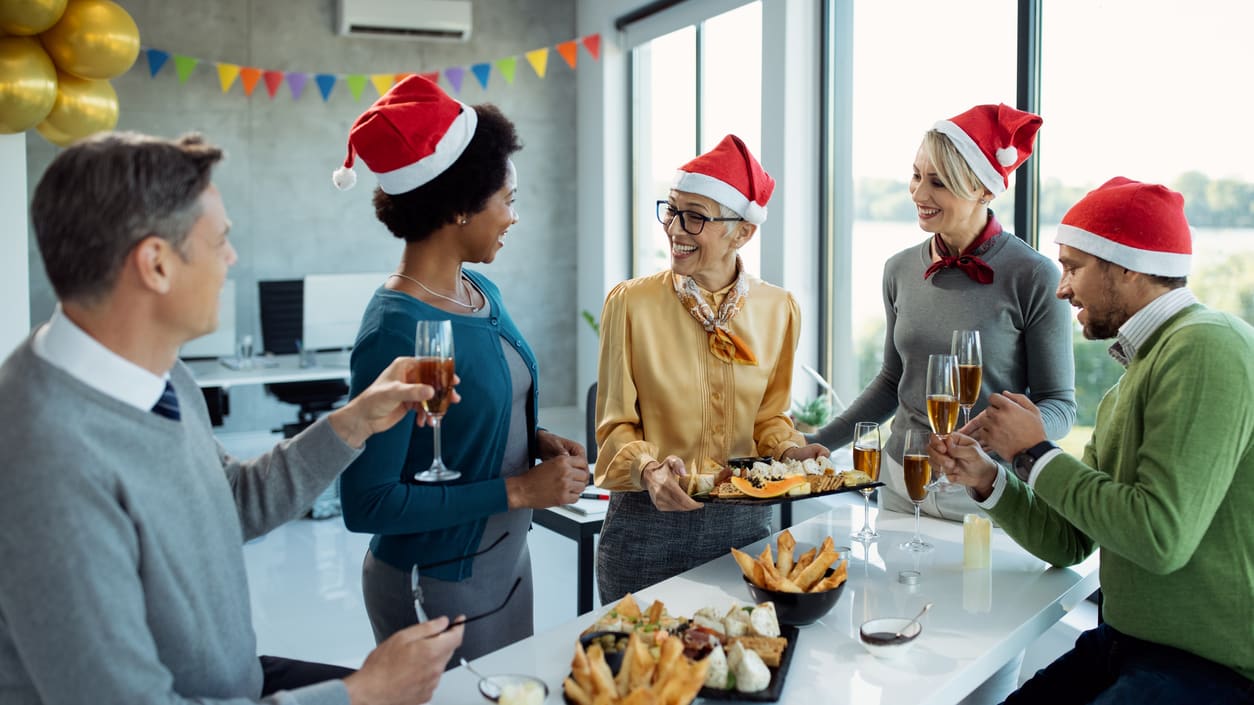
[596,490,771,603]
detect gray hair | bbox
[31,131,224,303]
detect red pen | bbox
[579,491,610,500]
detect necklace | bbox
[389,272,483,312]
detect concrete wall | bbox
[19,0,578,431]
[1,134,29,358]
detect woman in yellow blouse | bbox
[593,135,829,601]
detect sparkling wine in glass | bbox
[899,429,934,553]
[851,422,881,542]
[952,330,983,427]
[413,320,459,483]
[926,353,962,492]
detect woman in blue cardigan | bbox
[335,76,589,661]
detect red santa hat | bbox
[672,134,774,225]
[933,103,1042,196]
[1055,177,1192,277]
[332,75,477,194]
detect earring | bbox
[459,217,468,225]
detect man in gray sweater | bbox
[0,132,463,705]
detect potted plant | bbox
[791,364,844,433]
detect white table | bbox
[433,504,1099,705]
[184,352,351,389]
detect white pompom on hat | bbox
[933,103,1043,195]
[671,134,775,225]
[1055,177,1192,277]
[333,75,477,194]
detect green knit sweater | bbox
[988,304,1254,681]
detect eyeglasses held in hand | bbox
[412,532,511,623]
[425,576,523,638]
[656,200,743,236]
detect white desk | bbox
[433,505,1099,705]
[184,352,351,389]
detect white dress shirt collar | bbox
[31,307,168,411]
[1108,288,1199,367]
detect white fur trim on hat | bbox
[374,102,478,195]
[671,171,768,225]
[332,165,357,190]
[1055,223,1192,277]
[934,119,1007,196]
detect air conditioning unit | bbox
[336,0,472,41]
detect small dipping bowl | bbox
[578,630,631,674]
[858,617,922,660]
[478,674,549,704]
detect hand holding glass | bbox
[952,330,983,426]
[413,320,459,482]
[900,429,933,553]
[851,422,881,542]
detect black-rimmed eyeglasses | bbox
[412,532,511,625]
[656,200,743,236]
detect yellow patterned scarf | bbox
[671,259,757,365]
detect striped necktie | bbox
[152,380,181,421]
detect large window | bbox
[630,2,763,278]
[846,0,1016,391]
[1039,1,1254,435]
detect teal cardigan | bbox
[340,270,540,581]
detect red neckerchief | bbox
[923,212,1003,285]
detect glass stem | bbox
[431,416,443,470]
[862,492,871,531]
[913,502,922,541]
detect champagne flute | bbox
[926,353,961,492]
[413,320,459,483]
[851,422,881,542]
[952,330,983,427]
[899,429,933,553]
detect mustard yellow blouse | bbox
[594,270,804,491]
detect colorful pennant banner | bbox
[138,33,601,102]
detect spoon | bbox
[462,658,499,699]
[895,602,933,638]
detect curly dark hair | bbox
[373,104,522,242]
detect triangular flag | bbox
[216,63,240,93]
[582,34,601,60]
[394,72,415,84]
[444,66,465,94]
[145,48,169,77]
[556,41,578,69]
[525,48,548,78]
[314,73,336,102]
[370,73,394,96]
[239,67,262,97]
[470,62,491,90]
[287,72,308,101]
[344,74,368,101]
[263,70,284,99]
[419,71,439,85]
[495,57,517,84]
[173,55,199,83]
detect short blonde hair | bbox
[922,130,985,202]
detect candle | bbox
[963,513,991,569]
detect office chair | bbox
[258,279,350,438]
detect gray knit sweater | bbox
[811,232,1076,517]
[0,339,361,704]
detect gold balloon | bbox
[0,0,68,36]
[0,37,58,133]
[40,0,139,80]
[41,71,117,143]
[35,116,76,146]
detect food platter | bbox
[697,481,884,506]
[696,624,799,702]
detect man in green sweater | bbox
[930,177,1254,704]
[1,132,464,705]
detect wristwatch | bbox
[1012,440,1060,482]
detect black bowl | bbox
[742,569,846,626]
[578,630,630,673]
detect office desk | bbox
[184,352,351,389]
[433,506,1100,705]
[533,505,604,616]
